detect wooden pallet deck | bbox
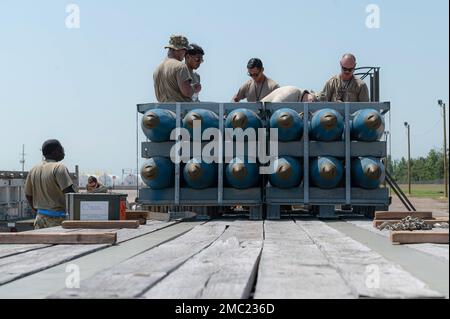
[0,219,447,299]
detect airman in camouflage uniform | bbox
[319,53,370,102]
[153,35,197,102]
[34,215,66,229]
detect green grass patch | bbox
[398,184,447,199]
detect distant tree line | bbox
[386,149,447,183]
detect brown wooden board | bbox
[125,211,148,224]
[62,220,140,229]
[0,228,95,259]
[0,232,117,245]
[391,231,449,244]
[374,211,433,220]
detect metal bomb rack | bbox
[136,102,390,220]
[264,102,390,219]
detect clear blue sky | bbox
[0,0,448,176]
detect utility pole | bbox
[438,100,448,198]
[404,122,411,195]
[19,144,25,173]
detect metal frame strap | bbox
[174,103,181,206]
[303,103,310,205]
[218,103,224,205]
[345,102,351,205]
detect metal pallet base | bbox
[138,187,263,220]
[266,187,390,220]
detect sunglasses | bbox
[193,57,204,63]
[248,72,260,78]
[341,64,355,73]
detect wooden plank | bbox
[373,217,449,228]
[0,243,108,286]
[0,227,103,260]
[21,226,81,233]
[331,220,449,297]
[28,220,175,244]
[391,231,449,244]
[114,220,176,243]
[375,211,433,220]
[254,220,355,299]
[147,211,170,221]
[144,220,264,299]
[0,221,178,288]
[295,220,442,298]
[0,227,121,258]
[0,244,51,259]
[125,211,148,224]
[140,211,197,222]
[62,220,140,229]
[0,232,117,245]
[53,222,227,298]
[0,222,200,298]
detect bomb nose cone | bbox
[187,163,203,180]
[141,164,158,180]
[231,112,248,128]
[365,113,382,130]
[277,163,292,180]
[365,164,382,180]
[186,112,202,129]
[320,113,337,130]
[277,112,293,128]
[232,163,247,179]
[143,112,160,129]
[320,163,337,179]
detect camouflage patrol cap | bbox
[164,35,190,50]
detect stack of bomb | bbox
[140,109,176,189]
[268,108,385,189]
[225,108,262,189]
[140,108,263,190]
[140,107,386,192]
[350,108,386,189]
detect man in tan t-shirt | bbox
[25,139,76,229]
[233,58,280,102]
[319,53,370,102]
[153,35,197,102]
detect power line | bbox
[411,117,442,137]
